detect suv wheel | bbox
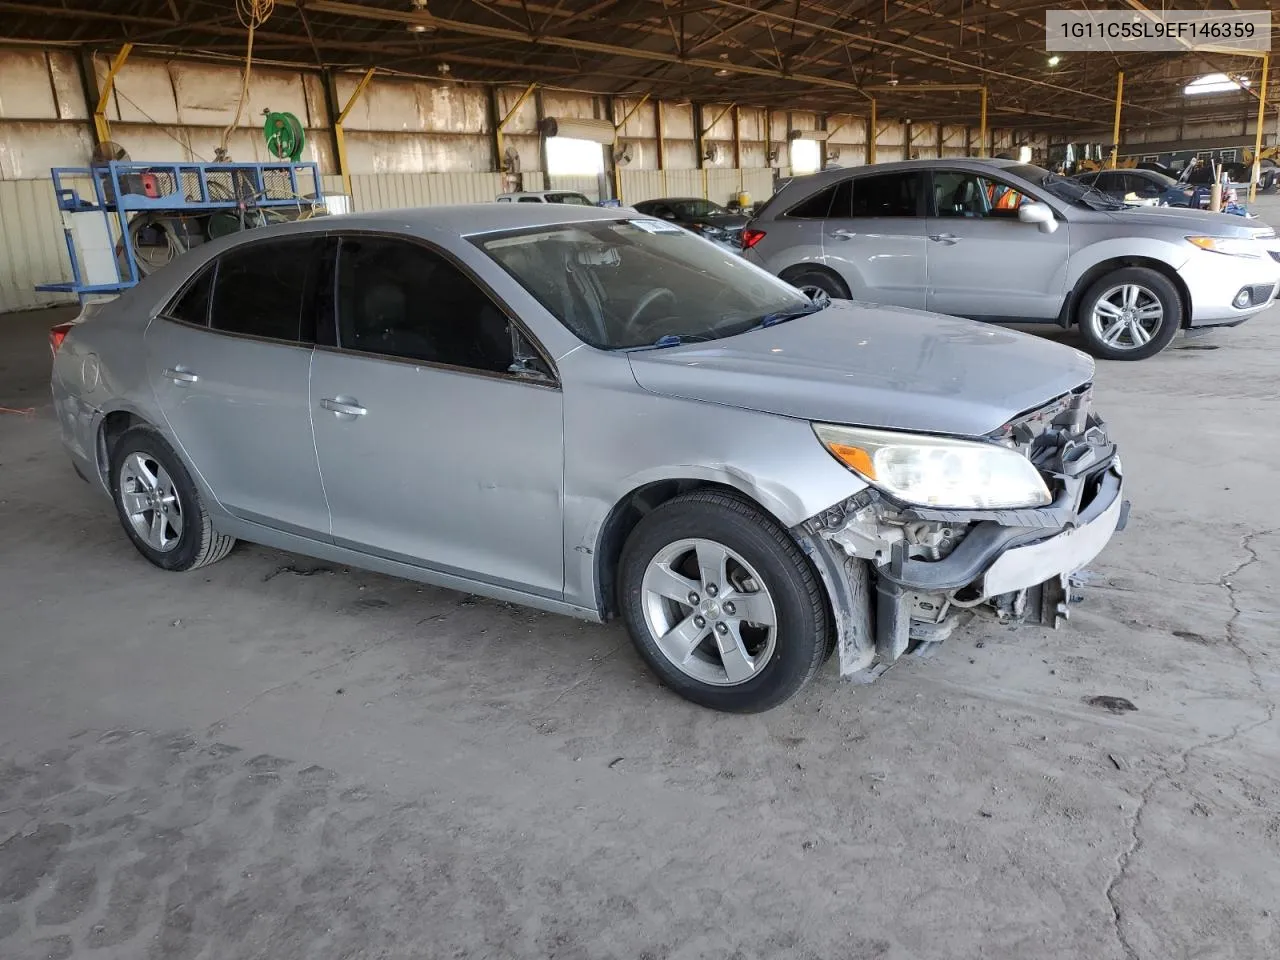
[1076,267,1182,361]
[618,490,829,712]
[783,268,850,301]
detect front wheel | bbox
[617,491,829,712]
[1076,267,1182,361]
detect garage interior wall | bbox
[1,48,1011,313]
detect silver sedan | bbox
[51,204,1126,712]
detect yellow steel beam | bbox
[496,81,537,171]
[335,67,376,200]
[1109,71,1124,169]
[979,86,988,157]
[868,97,877,163]
[611,94,648,205]
[1251,55,1270,202]
[93,43,133,147]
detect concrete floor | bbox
[2,239,1278,960]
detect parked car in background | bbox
[631,196,748,250]
[496,190,595,205]
[50,204,1125,713]
[1073,168,1195,208]
[743,158,1280,360]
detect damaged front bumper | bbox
[795,387,1129,679]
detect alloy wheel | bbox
[1088,283,1164,351]
[118,452,184,552]
[640,538,778,686]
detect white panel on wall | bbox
[664,169,703,198]
[541,90,598,122]
[0,179,76,313]
[0,52,60,120]
[496,86,539,134]
[876,122,905,146]
[0,123,94,178]
[829,144,867,167]
[790,112,818,133]
[702,104,734,140]
[347,172,506,212]
[49,52,88,121]
[665,141,697,169]
[615,98,656,138]
[736,107,764,143]
[344,132,492,175]
[663,103,694,140]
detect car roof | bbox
[638,197,703,204]
[210,203,639,245]
[784,156,1026,189]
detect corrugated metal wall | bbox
[0,179,75,312]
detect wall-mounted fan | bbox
[502,145,522,174]
[614,141,634,166]
[704,142,721,164]
[92,140,130,164]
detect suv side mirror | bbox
[1018,201,1058,234]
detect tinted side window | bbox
[785,184,837,218]
[518,196,543,203]
[336,236,513,374]
[209,238,320,342]
[165,264,215,326]
[849,172,921,218]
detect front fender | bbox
[1066,237,1190,289]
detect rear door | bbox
[924,169,1068,322]
[145,236,331,537]
[821,170,927,308]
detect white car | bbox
[496,190,595,205]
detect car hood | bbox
[627,301,1095,437]
[1104,205,1271,236]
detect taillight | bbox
[49,322,73,355]
[741,227,766,251]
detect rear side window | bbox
[847,172,922,218]
[518,196,543,203]
[209,237,321,343]
[165,265,215,326]
[785,184,837,218]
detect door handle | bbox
[829,228,857,240]
[928,234,961,245]
[163,367,198,385]
[320,397,367,418]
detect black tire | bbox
[617,490,829,712]
[108,425,235,572]
[1075,266,1182,361]
[783,267,850,301]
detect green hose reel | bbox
[263,110,305,162]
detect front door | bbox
[309,234,565,598]
[144,237,331,538]
[822,169,928,309]
[924,170,1069,321]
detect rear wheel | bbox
[783,267,850,301]
[109,426,235,572]
[1076,267,1181,361]
[618,491,829,712]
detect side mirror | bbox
[1018,201,1058,234]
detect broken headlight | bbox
[813,423,1052,510]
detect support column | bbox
[979,86,988,158]
[334,67,375,202]
[1109,71,1124,169]
[868,99,877,164]
[1251,55,1270,202]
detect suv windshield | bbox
[1005,163,1127,211]
[477,219,814,349]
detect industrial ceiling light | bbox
[1047,55,1061,67]
[407,0,435,32]
[715,68,732,77]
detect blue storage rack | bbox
[36,160,324,302]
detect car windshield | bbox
[1007,162,1127,211]
[1141,171,1179,188]
[671,199,728,219]
[477,219,814,350]
[548,193,593,205]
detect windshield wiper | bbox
[750,301,825,330]
[628,333,713,351]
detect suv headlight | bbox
[814,424,1052,510]
[1186,236,1261,258]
